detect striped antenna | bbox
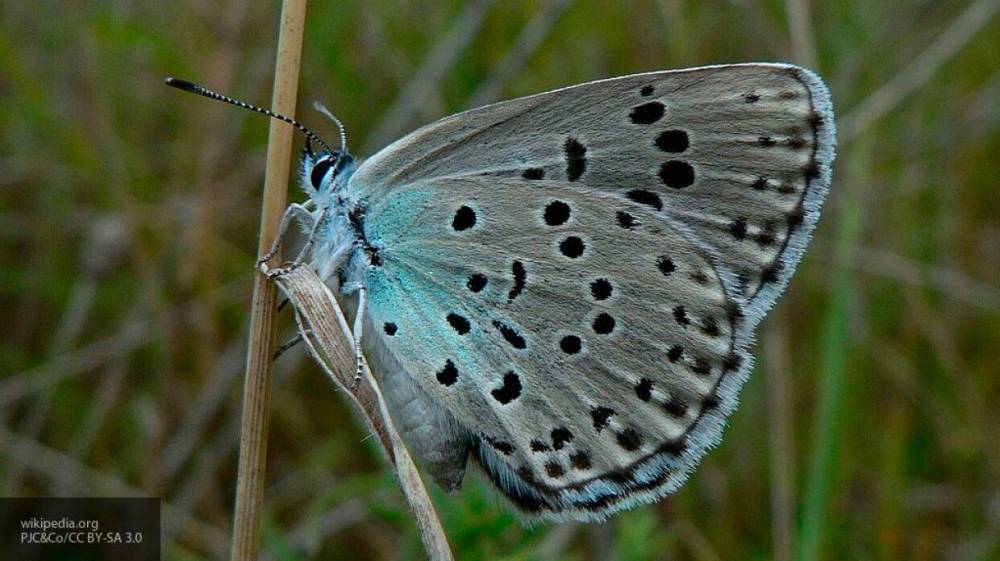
[164,77,335,154]
[313,101,348,155]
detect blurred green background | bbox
[1,0,998,559]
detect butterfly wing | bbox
[352,63,834,315]
[347,63,834,520]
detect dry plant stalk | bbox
[231,0,308,559]
[229,0,453,557]
[271,265,453,561]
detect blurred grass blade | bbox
[364,0,497,152]
[840,0,1000,143]
[797,143,866,561]
[464,0,574,109]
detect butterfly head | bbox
[300,99,353,198]
[302,148,354,196]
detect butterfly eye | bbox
[310,157,335,189]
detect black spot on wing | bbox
[592,313,615,334]
[625,189,662,211]
[490,371,522,404]
[724,300,744,325]
[655,130,689,152]
[657,256,675,276]
[551,427,573,450]
[436,360,458,386]
[559,236,585,258]
[616,428,643,451]
[672,306,690,327]
[564,137,587,181]
[446,313,471,335]
[451,206,476,231]
[466,273,487,292]
[663,398,688,418]
[590,406,614,431]
[662,437,687,456]
[659,160,695,188]
[753,222,777,247]
[543,200,571,226]
[778,182,797,194]
[517,465,536,483]
[482,433,514,455]
[729,218,748,240]
[616,211,638,229]
[570,450,592,470]
[690,358,711,376]
[508,260,526,301]
[762,260,784,284]
[701,317,720,337]
[559,335,582,354]
[493,321,527,349]
[522,167,544,180]
[787,205,805,229]
[629,101,665,124]
[635,378,653,401]
[723,352,743,372]
[590,278,612,300]
[530,440,550,452]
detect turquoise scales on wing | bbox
[302,63,835,522]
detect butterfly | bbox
[168,63,835,522]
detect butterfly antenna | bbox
[313,101,349,155]
[164,77,335,154]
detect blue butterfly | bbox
[168,63,835,521]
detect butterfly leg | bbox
[290,207,328,266]
[340,281,367,387]
[273,331,311,360]
[352,285,367,387]
[257,203,316,275]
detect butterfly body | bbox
[299,63,835,521]
[297,148,481,493]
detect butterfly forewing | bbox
[353,63,834,314]
[345,63,834,520]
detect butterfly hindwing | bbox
[359,177,744,519]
